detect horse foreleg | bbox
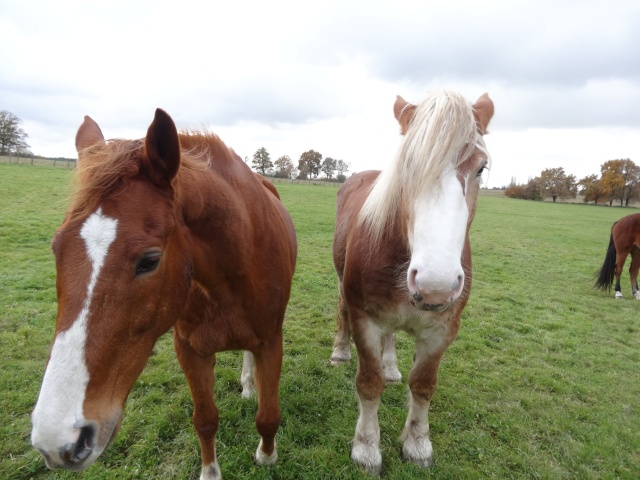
[350,318,384,474]
[400,338,448,469]
[330,290,352,365]
[252,331,283,466]
[629,247,640,300]
[173,334,220,480]
[381,332,402,383]
[615,250,628,298]
[240,351,256,398]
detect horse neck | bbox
[175,160,242,225]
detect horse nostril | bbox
[64,425,95,464]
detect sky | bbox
[1,0,639,188]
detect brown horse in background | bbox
[594,212,640,299]
[31,109,297,480]
[330,91,494,472]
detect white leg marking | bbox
[400,395,434,468]
[351,397,382,473]
[634,291,640,300]
[330,313,351,365]
[330,343,351,365]
[200,460,222,480]
[31,208,118,461]
[382,333,401,383]
[615,291,623,298]
[240,351,256,399]
[255,439,278,466]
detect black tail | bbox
[594,228,617,291]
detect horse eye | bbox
[135,252,161,275]
[476,164,487,177]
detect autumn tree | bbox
[252,147,273,175]
[504,177,543,200]
[273,155,294,178]
[617,159,640,206]
[599,160,627,206]
[578,174,605,205]
[0,110,30,155]
[537,167,577,202]
[321,157,337,179]
[298,150,322,179]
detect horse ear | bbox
[75,116,105,154]
[144,108,181,189]
[473,93,494,135]
[393,95,417,135]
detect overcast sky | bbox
[1,0,639,187]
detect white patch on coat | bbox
[31,208,118,461]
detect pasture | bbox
[1,162,638,479]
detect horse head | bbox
[397,92,494,311]
[31,109,192,470]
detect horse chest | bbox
[374,302,454,340]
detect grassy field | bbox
[1,162,639,479]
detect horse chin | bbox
[410,298,451,313]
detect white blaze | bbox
[31,208,118,454]
[408,172,468,296]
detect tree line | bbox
[251,147,351,182]
[505,159,640,206]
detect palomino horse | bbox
[330,91,494,472]
[31,109,297,480]
[594,212,640,299]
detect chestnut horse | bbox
[330,91,494,472]
[31,109,297,480]
[594,212,640,299]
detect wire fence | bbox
[0,155,346,187]
[0,154,77,169]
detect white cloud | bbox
[2,0,639,189]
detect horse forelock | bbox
[69,132,227,222]
[70,139,144,222]
[359,91,479,245]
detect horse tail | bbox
[594,224,617,291]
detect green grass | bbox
[1,162,639,479]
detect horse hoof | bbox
[615,291,623,298]
[383,368,402,384]
[330,348,351,365]
[330,357,350,366]
[403,454,435,468]
[254,440,277,466]
[351,444,382,475]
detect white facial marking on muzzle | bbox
[31,208,118,463]
[408,173,468,302]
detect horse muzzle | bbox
[31,412,121,471]
[410,292,452,312]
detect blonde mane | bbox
[359,90,480,244]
